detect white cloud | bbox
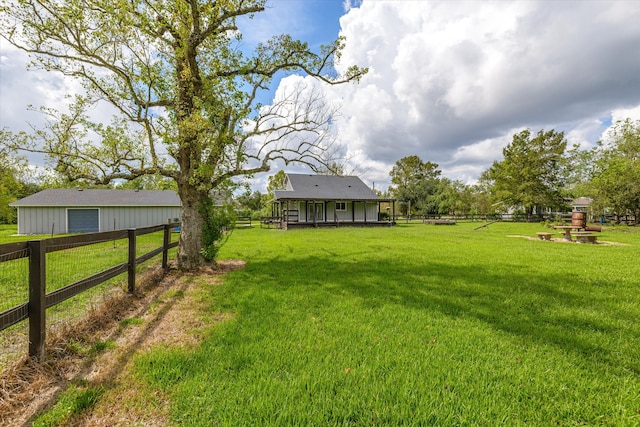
[313,0,640,191]
[3,0,640,193]
[0,43,89,130]
[610,105,640,124]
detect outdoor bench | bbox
[572,231,598,244]
[536,232,552,241]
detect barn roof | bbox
[10,189,181,207]
[273,174,380,201]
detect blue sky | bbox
[244,0,346,47]
[2,0,640,192]
[236,0,347,107]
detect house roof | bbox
[10,189,181,207]
[273,174,380,201]
[572,197,593,206]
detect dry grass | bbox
[0,260,244,426]
[507,234,628,245]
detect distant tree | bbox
[236,189,264,213]
[389,155,441,215]
[471,173,495,216]
[258,169,288,218]
[0,170,21,224]
[562,143,598,198]
[266,170,288,197]
[485,129,568,217]
[0,141,39,223]
[589,119,640,221]
[434,179,471,215]
[118,174,178,191]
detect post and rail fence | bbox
[0,223,179,361]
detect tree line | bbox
[4,119,638,228]
[385,120,640,222]
[229,119,639,224]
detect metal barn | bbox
[10,189,181,235]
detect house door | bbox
[308,202,324,222]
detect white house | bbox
[272,174,395,228]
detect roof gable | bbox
[274,174,379,201]
[10,189,181,207]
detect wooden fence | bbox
[0,223,179,361]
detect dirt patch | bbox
[507,235,627,246]
[0,260,244,426]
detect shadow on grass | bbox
[235,254,639,376]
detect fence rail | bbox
[0,223,179,361]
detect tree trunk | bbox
[177,183,207,271]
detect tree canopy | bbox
[0,0,366,269]
[0,139,40,223]
[389,155,441,215]
[589,119,640,219]
[485,129,568,216]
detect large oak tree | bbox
[0,0,366,270]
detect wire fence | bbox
[0,224,179,369]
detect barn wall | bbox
[100,207,181,231]
[17,207,66,235]
[16,206,181,235]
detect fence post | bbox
[128,229,136,293]
[28,240,46,361]
[162,224,170,270]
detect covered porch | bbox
[268,198,396,229]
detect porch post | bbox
[323,202,327,224]
[312,200,317,227]
[279,201,284,228]
[352,201,355,222]
[364,201,368,223]
[393,200,396,222]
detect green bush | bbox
[199,200,235,262]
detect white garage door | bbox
[68,209,99,233]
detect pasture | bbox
[132,222,640,425]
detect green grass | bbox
[134,222,640,425]
[33,381,105,427]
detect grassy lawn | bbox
[133,222,640,425]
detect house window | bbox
[335,201,347,211]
